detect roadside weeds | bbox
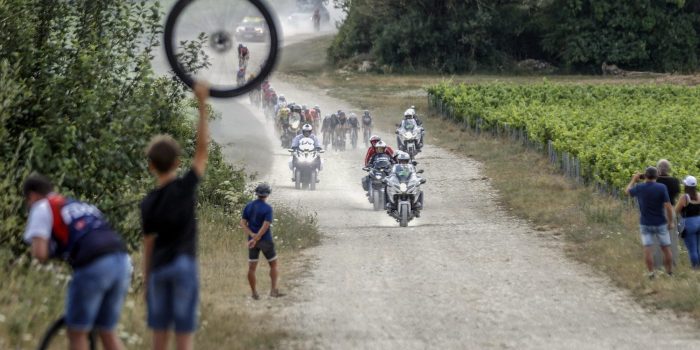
[0,203,319,349]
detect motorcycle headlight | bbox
[404,132,414,138]
[374,175,382,180]
[399,183,408,192]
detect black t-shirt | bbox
[141,169,200,270]
[657,176,680,205]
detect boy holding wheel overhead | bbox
[140,82,210,350]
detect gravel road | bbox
[210,76,700,349]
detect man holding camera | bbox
[626,166,674,279]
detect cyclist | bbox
[236,68,246,86]
[362,109,372,141]
[22,174,130,350]
[238,44,249,69]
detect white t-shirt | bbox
[23,198,53,244]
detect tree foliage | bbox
[330,0,700,72]
[0,0,247,255]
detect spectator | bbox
[676,176,700,268]
[22,174,130,350]
[656,159,680,204]
[625,166,674,279]
[240,183,284,299]
[140,82,210,350]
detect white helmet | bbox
[404,109,414,118]
[396,151,410,163]
[278,94,286,101]
[375,140,387,153]
[302,123,313,136]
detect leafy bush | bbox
[0,0,246,253]
[429,82,700,189]
[331,0,700,73]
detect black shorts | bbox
[248,240,277,262]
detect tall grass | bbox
[0,203,319,349]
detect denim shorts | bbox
[65,252,131,331]
[640,224,672,247]
[147,255,199,333]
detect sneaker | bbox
[647,272,656,280]
[270,289,286,298]
[252,292,260,300]
[667,271,674,278]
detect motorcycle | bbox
[289,137,323,190]
[384,164,426,227]
[396,120,423,159]
[280,113,301,148]
[363,154,393,211]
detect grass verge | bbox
[277,36,700,321]
[0,202,319,349]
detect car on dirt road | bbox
[235,16,267,42]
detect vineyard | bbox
[427,82,700,191]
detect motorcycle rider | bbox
[364,135,395,166]
[362,140,395,193]
[290,124,323,181]
[397,109,423,151]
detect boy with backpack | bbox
[22,173,130,350]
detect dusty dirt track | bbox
[209,73,700,349]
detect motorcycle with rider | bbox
[383,151,425,227]
[362,141,395,211]
[289,124,324,190]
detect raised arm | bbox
[192,81,210,178]
[625,174,640,195]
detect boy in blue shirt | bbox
[626,166,674,279]
[240,183,282,299]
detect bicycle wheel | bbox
[164,0,280,98]
[38,316,97,350]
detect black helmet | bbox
[255,183,272,196]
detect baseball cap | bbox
[684,176,697,187]
[644,166,658,179]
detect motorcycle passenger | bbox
[362,141,394,193]
[314,105,322,119]
[364,135,395,166]
[290,124,323,181]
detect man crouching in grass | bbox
[240,183,284,299]
[626,166,674,279]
